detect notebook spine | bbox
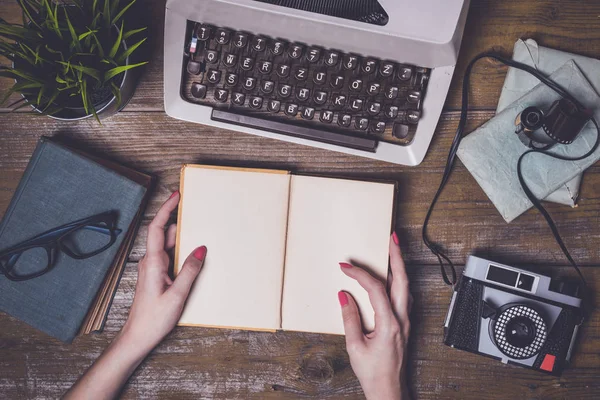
[0,138,48,241]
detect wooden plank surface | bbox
[0,264,599,399]
[1,112,599,267]
[1,0,600,399]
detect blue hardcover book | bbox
[0,138,148,342]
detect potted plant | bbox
[0,0,147,121]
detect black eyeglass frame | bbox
[0,211,121,282]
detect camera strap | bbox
[422,53,598,317]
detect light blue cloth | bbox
[497,39,600,206]
[457,61,600,223]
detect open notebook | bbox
[174,165,396,335]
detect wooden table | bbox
[1,0,599,398]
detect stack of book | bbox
[0,138,153,342]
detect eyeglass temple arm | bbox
[81,225,122,235]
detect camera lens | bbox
[505,316,536,348]
[526,112,540,126]
[520,107,544,131]
[491,305,547,359]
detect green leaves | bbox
[116,37,145,64]
[1,0,147,119]
[17,0,42,29]
[64,8,82,52]
[110,81,122,108]
[111,0,136,26]
[104,61,147,81]
[78,29,97,41]
[123,26,146,41]
[0,22,42,42]
[0,67,44,83]
[58,61,102,81]
[103,0,111,28]
[109,21,123,58]
[43,0,62,39]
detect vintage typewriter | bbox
[164,0,471,165]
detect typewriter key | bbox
[261,80,275,94]
[380,62,395,77]
[289,44,304,59]
[252,36,268,52]
[232,92,246,106]
[338,114,352,128]
[296,88,311,102]
[207,69,221,84]
[285,103,299,117]
[307,47,321,63]
[302,107,315,120]
[356,117,369,130]
[320,110,334,123]
[325,51,340,67]
[276,63,291,78]
[214,89,228,102]
[215,28,231,45]
[313,70,327,85]
[270,40,286,56]
[197,24,213,41]
[314,91,328,105]
[233,32,248,48]
[191,83,207,99]
[249,96,263,109]
[267,99,281,113]
[343,55,359,70]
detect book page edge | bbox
[174,164,187,274]
[184,164,289,175]
[177,322,277,333]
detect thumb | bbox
[170,246,207,298]
[339,291,364,347]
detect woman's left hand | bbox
[338,232,412,400]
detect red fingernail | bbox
[193,246,207,260]
[338,291,348,306]
[339,262,353,269]
[392,231,399,245]
[169,190,179,199]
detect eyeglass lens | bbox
[61,223,114,257]
[2,247,51,279]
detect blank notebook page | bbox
[176,166,290,331]
[281,176,395,335]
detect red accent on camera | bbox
[540,354,556,372]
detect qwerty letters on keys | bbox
[181,21,431,149]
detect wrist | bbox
[114,325,156,362]
[363,376,411,400]
[362,381,403,400]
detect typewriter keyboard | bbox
[181,21,431,152]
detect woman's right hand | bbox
[65,192,207,400]
[338,232,412,400]
[120,191,206,354]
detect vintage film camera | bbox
[444,256,583,375]
[515,97,592,150]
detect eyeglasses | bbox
[0,212,122,282]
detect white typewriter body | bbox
[164,0,471,165]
